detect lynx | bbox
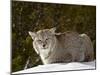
[29,27,94,64]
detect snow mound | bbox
[12,60,96,75]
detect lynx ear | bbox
[49,27,56,34]
[28,31,36,40]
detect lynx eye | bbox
[37,40,41,42]
[46,38,49,41]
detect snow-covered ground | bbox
[12,60,96,75]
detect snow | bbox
[12,60,96,75]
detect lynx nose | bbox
[43,44,46,47]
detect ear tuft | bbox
[28,31,36,40]
[49,27,56,34]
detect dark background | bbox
[12,1,96,72]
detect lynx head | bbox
[29,27,57,58]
